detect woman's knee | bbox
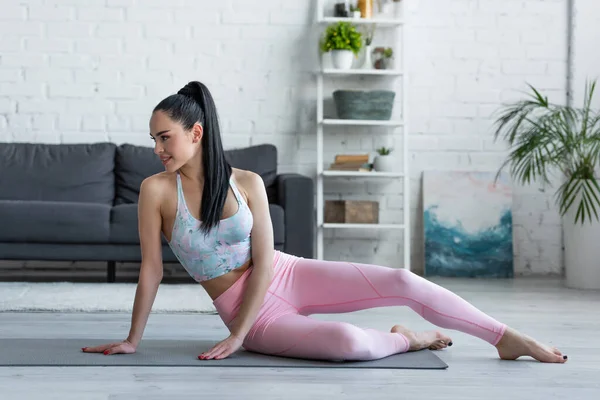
[389,267,415,287]
[333,324,374,360]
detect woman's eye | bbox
[161,136,169,142]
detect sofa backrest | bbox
[225,144,278,187]
[0,142,116,204]
[114,143,164,205]
[115,143,278,204]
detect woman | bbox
[83,81,567,363]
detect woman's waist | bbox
[201,258,253,301]
[210,250,301,308]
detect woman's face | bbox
[149,110,202,172]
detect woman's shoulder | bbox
[231,168,265,203]
[231,168,264,190]
[140,171,176,199]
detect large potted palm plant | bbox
[492,80,600,289]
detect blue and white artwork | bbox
[423,171,514,278]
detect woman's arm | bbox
[200,171,274,360]
[126,176,165,347]
[83,176,165,355]
[229,171,275,339]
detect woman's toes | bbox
[552,347,562,356]
[428,341,447,350]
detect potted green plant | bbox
[319,22,362,69]
[373,146,395,172]
[361,26,375,69]
[350,5,361,19]
[373,47,393,69]
[492,80,600,289]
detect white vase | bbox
[362,45,373,69]
[373,155,395,172]
[380,1,393,17]
[563,181,600,289]
[331,50,354,69]
[393,0,403,19]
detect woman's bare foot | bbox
[391,324,453,351]
[495,326,567,363]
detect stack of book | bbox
[328,154,372,172]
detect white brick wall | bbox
[0,0,576,277]
[402,0,569,276]
[571,0,600,109]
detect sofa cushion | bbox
[114,144,164,205]
[0,200,111,243]
[225,144,277,188]
[110,204,139,244]
[114,143,278,205]
[270,204,284,245]
[110,204,169,245]
[0,142,116,204]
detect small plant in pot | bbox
[373,146,395,172]
[492,80,600,289]
[319,22,362,69]
[373,47,393,69]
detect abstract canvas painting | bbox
[423,171,514,278]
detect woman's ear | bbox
[192,123,203,143]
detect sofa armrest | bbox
[273,173,314,259]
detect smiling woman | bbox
[150,82,232,235]
[82,81,568,365]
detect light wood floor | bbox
[0,277,599,400]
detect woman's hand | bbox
[82,339,137,355]
[199,333,244,360]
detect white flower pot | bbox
[362,45,373,69]
[331,50,354,69]
[352,11,361,19]
[373,155,395,172]
[393,0,404,18]
[563,181,600,290]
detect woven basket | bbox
[332,90,395,120]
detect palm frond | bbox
[494,80,600,225]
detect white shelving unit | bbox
[315,0,410,271]
[322,68,403,76]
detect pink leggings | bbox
[213,251,507,361]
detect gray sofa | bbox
[0,142,314,282]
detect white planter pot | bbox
[393,1,404,18]
[563,182,600,290]
[373,155,395,172]
[331,50,354,69]
[362,45,373,69]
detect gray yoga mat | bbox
[0,339,448,369]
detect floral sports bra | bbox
[167,172,253,282]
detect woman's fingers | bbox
[82,341,135,355]
[200,344,225,360]
[200,345,233,360]
[199,346,220,360]
[103,345,121,355]
[81,342,121,353]
[214,349,231,360]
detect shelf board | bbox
[323,223,405,229]
[322,119,403,126]
[318,17,404,27]
[321,68,403,76]
[322,170,403,178]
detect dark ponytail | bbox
[153,81,232,234]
